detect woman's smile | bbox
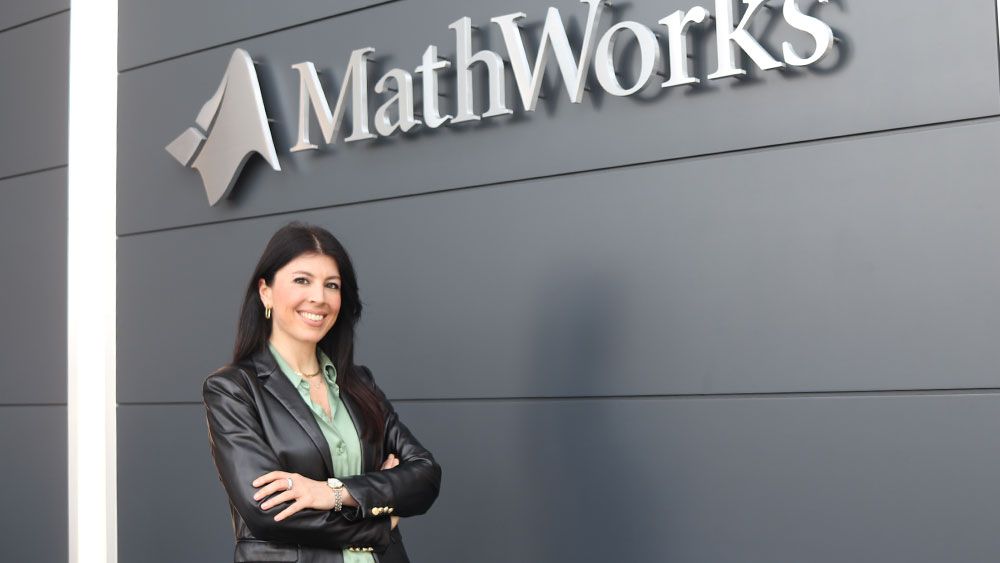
[298,310,328,326]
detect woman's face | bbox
[258,252,342,348]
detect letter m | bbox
[290,48,376,152]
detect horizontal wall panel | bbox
[0,0,66,32]
[119,119,1000,403]
[119,394,1000,563]
[117,0,1000,235]
[119,0,393,71]
[0,406,67,563]
[0,12,68,178]
[0,169,67,404]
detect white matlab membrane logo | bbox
[166,49,280,206]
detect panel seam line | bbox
[118,0,400,73]
[0,164,67,183]
[117,112,1000,238]
[117,387,1000,406]
[0,8,70,35]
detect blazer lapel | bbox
[252,348,336,478]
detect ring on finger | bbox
[286,477,294,491]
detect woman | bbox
[203,222,441,563]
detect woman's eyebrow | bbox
[292,270,340,280]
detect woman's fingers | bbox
[252,471,294,500]
[253,479,289,501]
[252,470,289,488]
[260,490,296,511]
[274,500,304,522]
[380,453,399,470]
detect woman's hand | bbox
[252,455,401,522]
[252,472,336,522]
[381,453,399,470]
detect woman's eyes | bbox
[292,277,340,290]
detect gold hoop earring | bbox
[265,306,272,319]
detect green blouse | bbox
[268,342,374,563]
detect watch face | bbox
[327,478,344,489]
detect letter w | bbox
[492,0,607,112]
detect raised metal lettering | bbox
[414,45,453,128]
[594,22,662,96]
[707,0,784,80]
[658,7,710,88]
[782,0,834,66]
[290,48,377,153]
[374,68,420,136]
[491,0,608,111]
[449,16,512,124]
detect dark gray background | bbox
[0,12,69,180]
[117,0,397,71]
[0,0,65,34]
[116,1,1000,562]
[0,2,69,562]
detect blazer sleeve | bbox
[339,365,442,520]
[203,368,392,551]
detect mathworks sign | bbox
[168,0,838,205]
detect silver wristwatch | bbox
[327,478,344,512]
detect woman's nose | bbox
[308,284,323,302]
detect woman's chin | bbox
[294,326,330,344]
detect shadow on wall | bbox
[517,263,652,561]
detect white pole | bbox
[67,0,118,561]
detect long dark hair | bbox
[233,221,385,442]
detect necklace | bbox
[295,367,322,379]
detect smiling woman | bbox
[260,253,344,355]
[203,222,441,563]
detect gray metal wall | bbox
[117,1,1000,561]
[0,3,70,562]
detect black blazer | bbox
[203,347,442,563]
